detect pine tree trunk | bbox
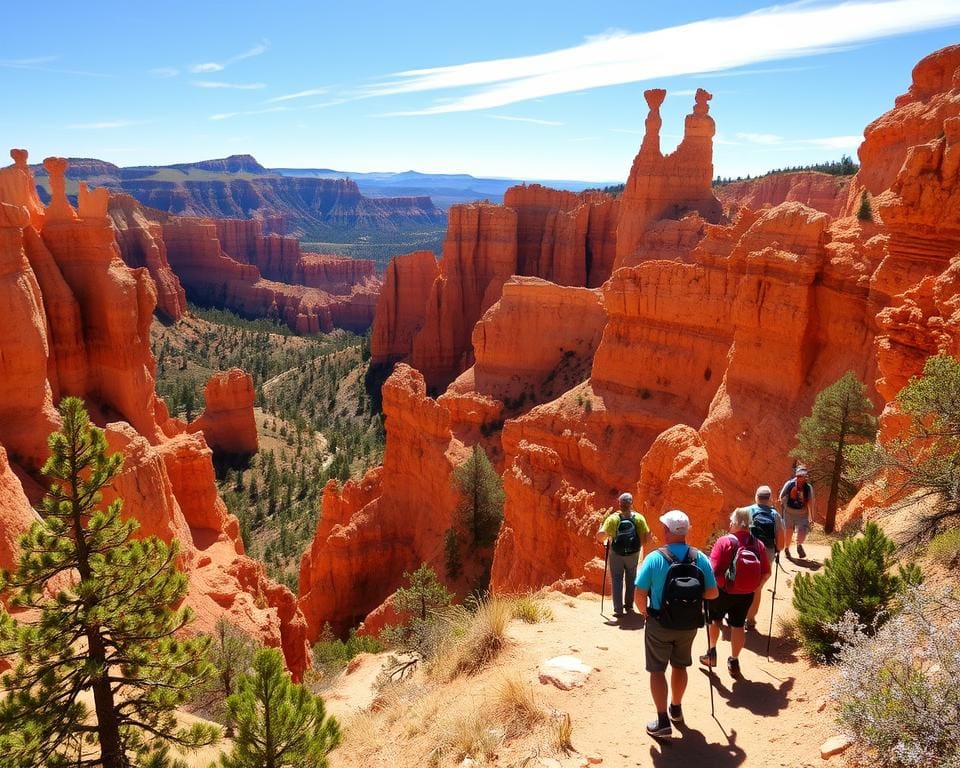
[825,406,850,534]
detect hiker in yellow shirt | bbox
[596,492,651,617]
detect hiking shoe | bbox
[744,619,757,631]
[727,657,742,677]
[646,718,672,738]
[668,704,684,724]
[699,648,717,667]
[797,544,806,558]
[612,609,624,617]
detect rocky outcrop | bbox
[298,364,470,639]
[0,152,310,678]
[158,216,379,334]
[187,369,259,456]
[108,194,187,321]
[370,250,438,367]
[616,88,724,266]
[716,172,852,218]
[411,203,519,390]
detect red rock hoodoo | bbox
[0,153,310,678]
[299,46,960,630]
[187,368,259,456]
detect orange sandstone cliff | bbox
[300,46,960,630]
[0,153,309,678]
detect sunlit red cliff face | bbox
[109,197,381,334]
[0,152,309,678]
[299,46,960,641]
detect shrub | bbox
[313,625,384,681]
[793,522,920,661]
[510,594,554,624]
[492,674,545,736]
[858,190,873,221]
[832,585,960,767]
[927,527,960,566]
[431,597,512,680]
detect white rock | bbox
[538,655,593,690]
[820,734,854,759]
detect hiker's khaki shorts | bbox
[784,509,809,534]
[644,616,698,672]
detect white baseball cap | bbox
[659,510,690,535]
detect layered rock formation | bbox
[302,47,960,626]
[0,153,309,677]
[715,172,852,218]
[32,154,446,239]
[187,369,259,456]
[126,210,381,334]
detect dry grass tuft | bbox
[510,594,554,624]
[432,597,512,680]
[428,703,503,765]
[492,673,545,736]
[550,709,574,754]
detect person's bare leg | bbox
[707,620,720,650]
[650,671,668,713]
[730,626,745,659]
[670,665,688,706]
[747,573,770,622]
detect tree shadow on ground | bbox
[704,667,795,717]
[649,722,746,767]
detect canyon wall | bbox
[715,171,852,218]
[33,154,446,239]
[0,153,310,678]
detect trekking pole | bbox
[766,551,781,659]
[705,602,715,717]
[601,541,609,616]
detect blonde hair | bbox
[730,506,753,530]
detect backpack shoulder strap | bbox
[684,546,699,564]
[658,546,677,564]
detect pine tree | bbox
[792,522,920,661]
[0,397,218,768]
[857,189,873,221]
[383,564,454,659]
[792,372,877,533]
[452,445,505,549]
[219,648,341,768]
[444,527,462,579]
[202,618,258,732]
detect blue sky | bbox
[2,0,959,181]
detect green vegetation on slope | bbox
[152,305,385,590]
[301,224,445,271]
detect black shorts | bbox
[705,590,754,628]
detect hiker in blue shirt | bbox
[635,510,718,738]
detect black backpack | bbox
[611,514,641,556]
[750,505,777,549]
[656,546,706,630]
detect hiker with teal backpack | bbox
[634,510,718,738]
[699,507,770,677]
[596,492,650,618]
[744,485,786,629]
[780,466,813,559]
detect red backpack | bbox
[723,534,762,593]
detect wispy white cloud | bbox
[1,55,113,78]
[489,114,563,126]
[149,66,180,78]
[366,0,960,115]
[209,106,290,121]
[66,119,147,130]
[734,132,862,150]
[190,39,270,75]
[191,62,224,74]
[736,132,784,145]
[193,81,267,90]
[265,88,330,103]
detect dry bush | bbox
[431,597,512,680]
[428,703,504,766]
[550,710,574,755]
[492,673,545,736]
[510,594,554,624]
